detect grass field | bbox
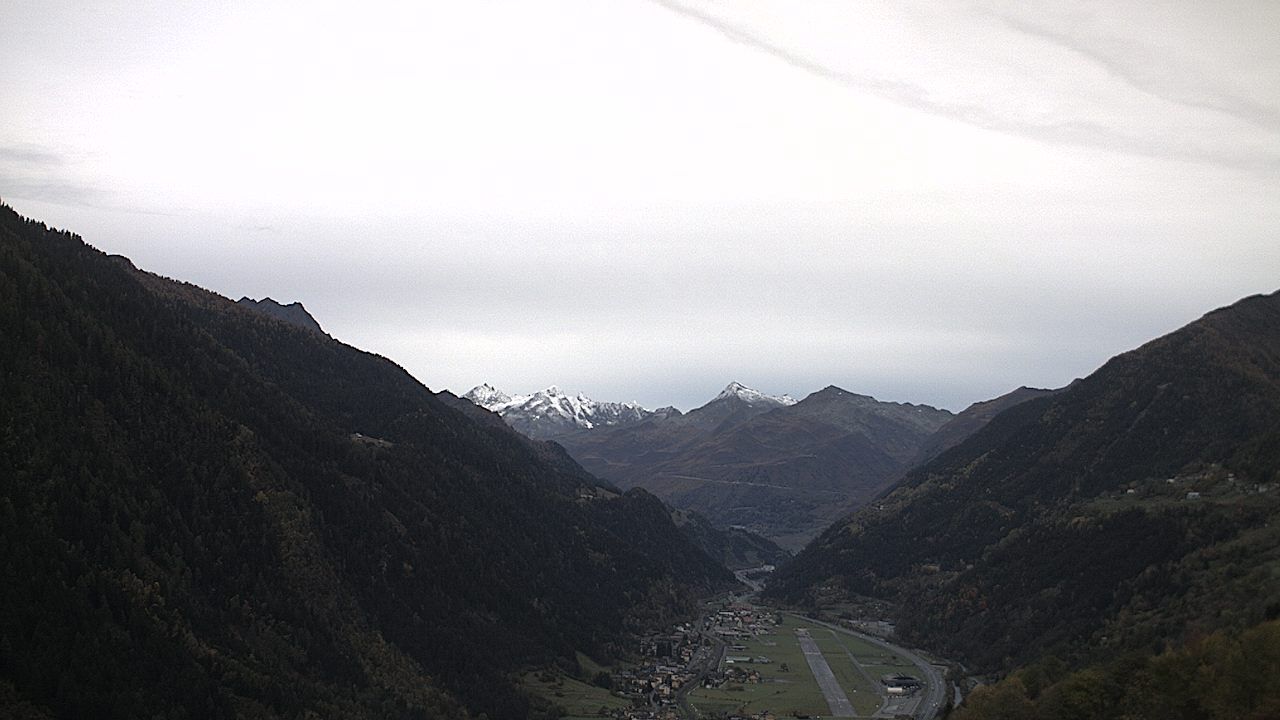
[518,658,632,720]
[521,613,923,719]
[810,628,882,716]
[687,614,908,718]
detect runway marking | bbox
[796,629,856,717]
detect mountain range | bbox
[471,380,966,549]
[766,289,1280,710]
[0,205,736,720]
[463,383,680,439]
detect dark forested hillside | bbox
[767,290,1280,678]
[0,205,733,720]
[668,507,791,571]
[955,620,1280,720]
[911,385,1057,465]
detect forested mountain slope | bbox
[668,507,792,571]
[0,205,733,720]
[911,385,1058,465]
[767,290,1280,675]
[954,619,1280,720]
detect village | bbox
[593,599,784,720]
[552,593,938,720]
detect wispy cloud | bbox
[0,145,70,166]
[0,143,176,214]
[997,13,1280,134]
[647,0,1280,176]
[0,144,102,207]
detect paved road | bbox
[789,614,947,720]
[676,605,727,720]
[796,629,857,718]
[734,566,770,592]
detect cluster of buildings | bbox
[698,604,780,691]
[844,618,896,638]
[592,604,786,719]
[1133,466,1278,501]
[605,623,707,717]
[706,603,780,640]
[602,707,681,720]
[703,664,763,688]
[882,672,923,696]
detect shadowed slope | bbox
[0,205,733,720]
[768,289,1280,674]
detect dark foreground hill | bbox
[767,290,1280,683]
[0,205,733,720]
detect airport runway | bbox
[793,614,947,720]
[796,629,856,717]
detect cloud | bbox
[0,145,101,208]
[646,0,1280,176]
[0,143,176,215]
[996,13,1280,134]
[0,146,68,166]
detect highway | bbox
[787,613,947,720]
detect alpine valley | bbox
[5,201,1280,720]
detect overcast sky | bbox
[3,1,1278,411]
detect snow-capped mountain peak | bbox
[713,381,797,407]
[461,384,660,439]
[463,383,513,408]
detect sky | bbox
[2,0,1278,411]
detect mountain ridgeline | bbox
[0,205,735,720]
[235,296,327,336]
[911,385,1058,465]
[463,384,680,439]
[476,381,957,550]
[767,290,1280,685]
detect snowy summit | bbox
[462,383,512,408]
[463,384,660,439]
[713,381,797,408]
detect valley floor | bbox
[686,602,949,720]
[517,594,951,720]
